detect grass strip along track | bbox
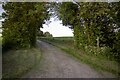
[40,37,119,77]
[2,46,42,78]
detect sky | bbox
[0,4,3,36]
[0,4,4,15]
[41,18,73,37]
[0,3,4,21]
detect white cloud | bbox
[41,18,73,37]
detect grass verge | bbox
[40,37,119,77]
[2,47,42,78]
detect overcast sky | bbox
[0,4,4,15]
[0,3,5,22]
[41,18,73,37]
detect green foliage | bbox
[44,31,53,37]
[2,2,50,50]
[37,30,44,37]
[55,2,120,62]
[2,2,120,62]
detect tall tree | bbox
[55,2,120,59]
[2,2,50,49]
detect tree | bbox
[44,31,53,37]
[2,2,50,49]
[53,2,120,61]
[37,30,44,37]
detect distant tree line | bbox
[37,31,53,37]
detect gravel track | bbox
[22,40,115,78]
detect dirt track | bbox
[22,40,115,78]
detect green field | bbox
[40,37,119,77]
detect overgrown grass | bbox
[40,37,119,77]
[2,47,42,78]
